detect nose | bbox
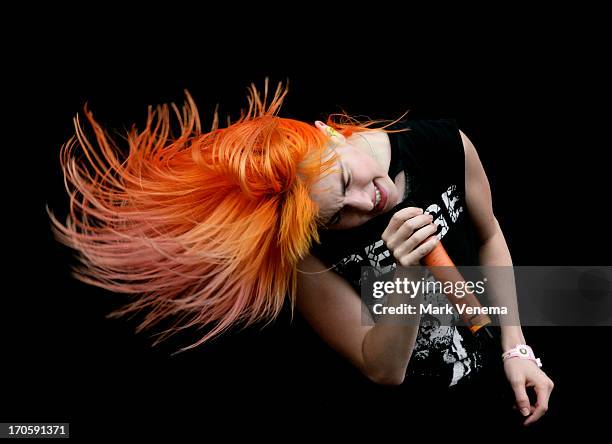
[345,188,375,212]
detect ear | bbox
[314,120,327,131]
[314,120,346,146]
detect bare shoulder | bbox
[458,129,497,243]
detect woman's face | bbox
[310,130,402,230]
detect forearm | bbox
[362,323,420,385]
[478,220,525,350]
[361,268,424,385]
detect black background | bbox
[2,10,611,440]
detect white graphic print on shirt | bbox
[331,183,483,386]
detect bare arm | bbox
[461,129,554,425]
[301,121,438,385]
[461,129,525,348]
[296,254,422,385]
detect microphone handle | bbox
[420,242,492,334]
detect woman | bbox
[49,80,553,427]
[300,117,556,428]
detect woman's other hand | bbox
[504,358,555,426]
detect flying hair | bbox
[47,78,409,353]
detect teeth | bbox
[375,187,381,206]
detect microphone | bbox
[420,241,493,336]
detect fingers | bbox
[510,378,532,418]
[397,235,439,266]
[523,380,554,426]
[391,214,437,251]
[381,207,439,266]
[382,207,424,239]
[392,222,438,258]
[510,375,554,426]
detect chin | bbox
[385,181,399,207]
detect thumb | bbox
[511,380,531,417]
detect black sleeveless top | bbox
[310,119,488,388]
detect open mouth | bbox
[373,180,387,212]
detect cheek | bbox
[308,190,333,220]
[352,156,382,182]
[365,152,382,171]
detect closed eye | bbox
[328,211,341,226]
[327,163,351,226]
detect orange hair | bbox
[47,79,406,353]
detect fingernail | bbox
[520,408,530,416]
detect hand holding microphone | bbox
[382,206,492,334]
[381,207,439,267]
